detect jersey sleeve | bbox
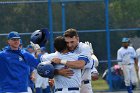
[25,53,39,68]
[0,52,8,82]
[78,43,92,65]
[136,48,140,57]
[132,47,136,58]
[40,53,50,62]
[40,53,57,64]
[117,49,122,62]
[84,58,94,69]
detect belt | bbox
[55,87,79,92]
[83,80,90,84]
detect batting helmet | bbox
[30,28,49,47]
[37,62,54,79]
[122,37,130,43]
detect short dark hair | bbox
[54,36,67,52]
[64,28,78,38]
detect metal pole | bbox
[48,0,54,53]
[61,2,66,33]
[105,0,112,91]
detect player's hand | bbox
[51,58,61,64]
[30,71,36,82]
[91,73,99,81]
[118,62,123,70]
[91,54,99,67]
[85,41,93,54]
[30,41,41,57]
[58,68,74,78]
[30,41,41,51]
[49,79,54,88]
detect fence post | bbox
[105,0,113,91]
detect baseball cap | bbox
[122,37,130,43]
[41,47,46,52]
[27,45,33,49]
[8,31,21,40]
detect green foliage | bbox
[0,0,140,59]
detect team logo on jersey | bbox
[45,70,50,75]
[19,56,23,61]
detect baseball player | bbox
[52,28,97,93]
[40,36,92,93]
[0,31,39,93]
[117,37,138,93]
[29,48,51,93]
[30,29,51,93]
[64,28,96,93]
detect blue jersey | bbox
[0,46,39,92]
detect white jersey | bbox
[41,51,82,89]
[73,42,94,81]
[117,46,138,87]
[34,52,49,88]
[117,46,136,65]
[91,67,98,74]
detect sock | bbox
[36,88,42,93]
[126,86,133,93]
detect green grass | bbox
[91,77,109,91]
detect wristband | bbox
[60,59,67,65]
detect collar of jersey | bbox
[6,45,21,53]
[60,52,70,55]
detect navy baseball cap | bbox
[122,37,130,43]
[8,31,21,39]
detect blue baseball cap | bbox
[122,37,130,43]
[27,45,33,49]
[8,31,21,40]
[41,47,46,52]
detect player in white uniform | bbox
[82,42,99,92]
[117,37,138,93]
[41,36,91,93]
[52,28,98,93]
[26,45,50,93]
[34,51,51,93]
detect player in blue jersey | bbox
[0,31,40,93]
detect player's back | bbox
[54,52,82,89]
